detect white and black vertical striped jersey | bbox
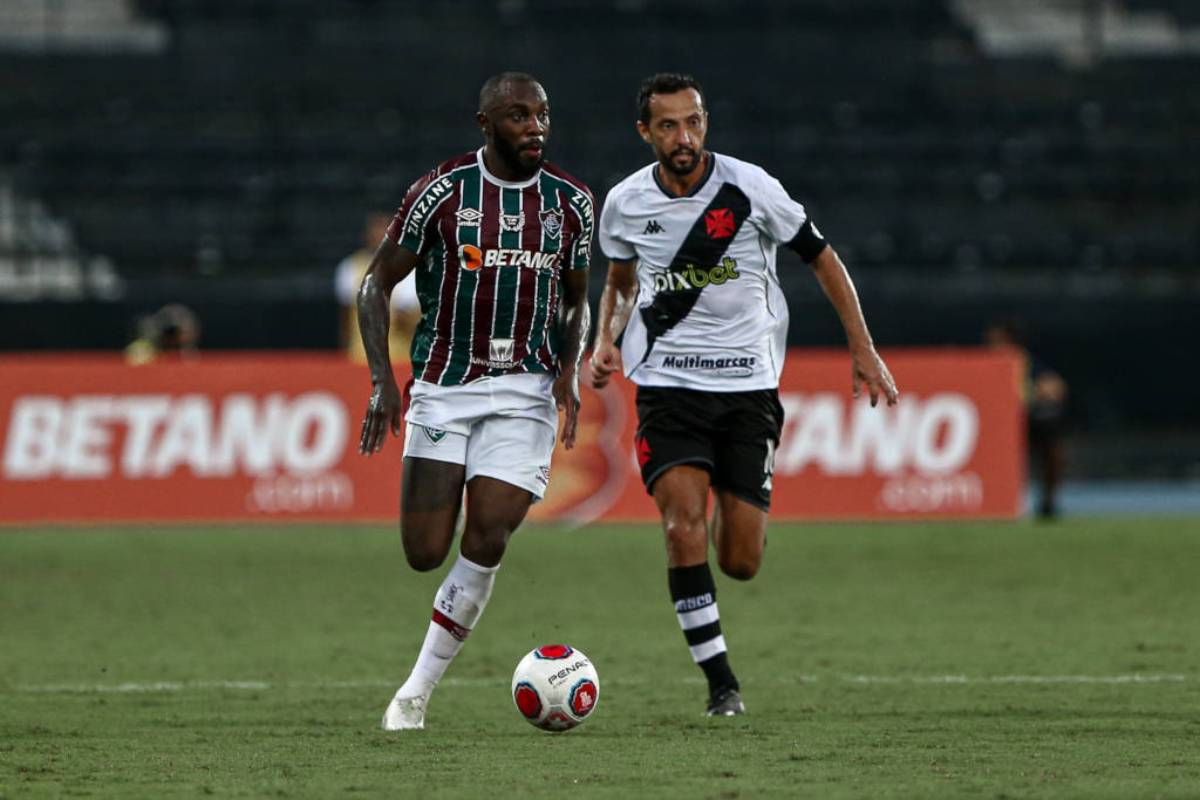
[599,152,827,392]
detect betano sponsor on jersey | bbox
[456,245,560,273]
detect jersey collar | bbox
[652,151,716,199]
[477,147,542,189]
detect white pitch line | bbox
[844,674,1188,685]
[8,674,1187,694]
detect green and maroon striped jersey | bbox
[385,148,594,386]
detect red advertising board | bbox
[0,350,1023,525]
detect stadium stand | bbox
[0,0,1196,278]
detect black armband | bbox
[787,219,828,263]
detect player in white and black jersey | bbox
[590,73,898,716]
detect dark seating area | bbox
[1,0,1196,277]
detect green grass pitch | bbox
[2,518,1199,798]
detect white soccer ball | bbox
[511,644,600,732]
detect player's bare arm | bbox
[553,267,591,449]
[357,238,420,454]
[590,258,638,389]
[809,246,899,407]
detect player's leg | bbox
[710,387,782,581]
[652,467,744,716]
[1041,433,1065,518]
[383,427,470,731]
[637,386,742,716]
[655,465,711,567]
[460,475,535,567]
[710,491,768,581]
[399,455,465,571]
[384,408,551,731]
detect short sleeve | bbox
[385,169,451,257]
[566,188,596,271]
[754,171,809,246]
[598,189,637,261]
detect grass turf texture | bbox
[2,519,1199,799]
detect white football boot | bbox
[381,693,428,731]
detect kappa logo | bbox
[456,208,484,227]
[540,208,564,239]
[458,244,483,271]
[704,208,736,239]
[500,212,524,233]
[423,426,448,445]
[643,219,664,235]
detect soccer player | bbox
[590,73,898,716]
[357,72,593,730]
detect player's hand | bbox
[553,367,581,450]
[589,342,623,389]
[851,348,899,408]
[359,379,403,455]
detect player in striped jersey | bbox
[591,74,897,717]
[357,72,593,731]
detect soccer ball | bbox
[511,644,600,731]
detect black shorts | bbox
[635,385,785,510]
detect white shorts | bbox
[403,373,558,499]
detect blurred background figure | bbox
[125,302,201,364]
[987,320,1069,519]
[336,212,419,365]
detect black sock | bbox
[668,563,738,697]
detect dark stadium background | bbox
[4,5,1200,798]
[1,0,1197,488]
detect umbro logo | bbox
[456,208,483,227]
[643,219,664,235]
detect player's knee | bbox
[664,514,706,555]
[403,540,449,572]
[718,551,761,581]
[461,522,513,566]
[399,524,452,571]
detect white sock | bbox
[395,554,498,699]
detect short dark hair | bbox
[637,73,705,124]
[479,71,540,112]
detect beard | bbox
[494,134,544,178]
[661,146,700,176]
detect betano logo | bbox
[459,244,483,271]
[2,392,347,480]
[776,392,980,476]
[457,245,558,273]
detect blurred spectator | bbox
[986,320,1069,519]
[125,303,201,364]
[336,211,419,364]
